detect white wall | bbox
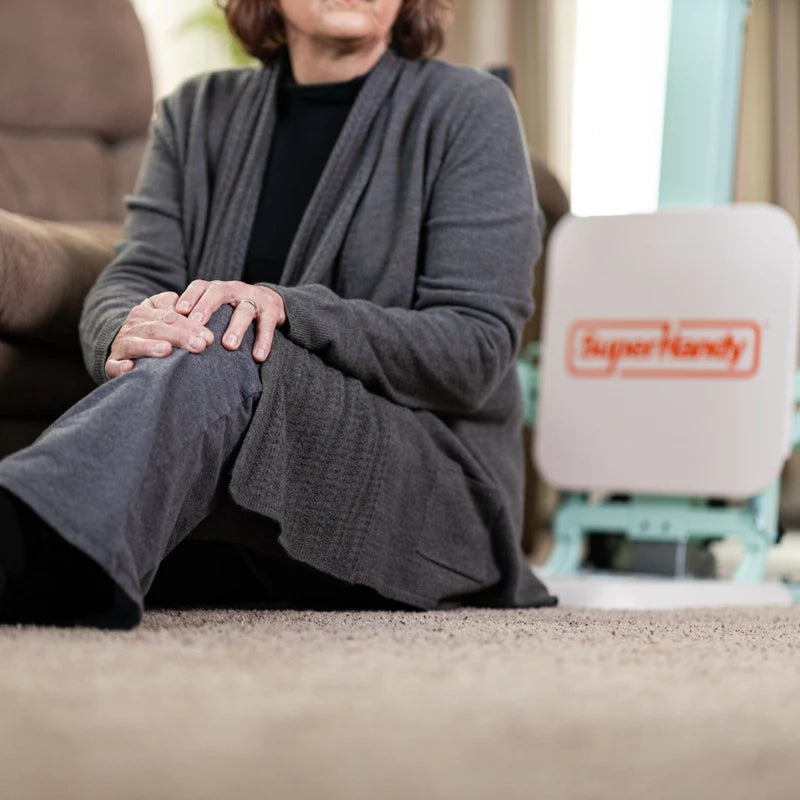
[131,0,234,100]
[469,0,512,69]
[570,0,672,215]
[542,0,577,194]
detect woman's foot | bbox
[0,488,140,628]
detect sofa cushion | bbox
[0,130,111,222]
[0,0,152,142]
[0,130,148,224]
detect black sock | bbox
[0,489,119,626]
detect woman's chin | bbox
[319,11,380,41]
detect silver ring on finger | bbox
[240,297,260,316]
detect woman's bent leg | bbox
[0,307,262,627]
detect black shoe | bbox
[0,489,140,629]
[0,488,95,624]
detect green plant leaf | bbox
[174,4,256,67]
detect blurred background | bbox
[132,0,799,224]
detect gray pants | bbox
[0,307,400,627]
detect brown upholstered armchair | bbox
[0,0,153,458]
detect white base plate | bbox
[533,570,795,610]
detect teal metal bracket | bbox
[516,350,799,584]
[518,342,540,431]
[543,485,780,583]
[658,0,752,206]
[786,583,800,603]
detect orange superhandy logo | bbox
[567,319,761,379]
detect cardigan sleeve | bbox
[262,80,541,415]
[79,94,190,385]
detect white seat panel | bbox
[535,205,800,498]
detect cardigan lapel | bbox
[196,60,282,283]
[196,47,405,289]
[279,47,405,288]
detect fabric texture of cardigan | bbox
[79,47,556,610]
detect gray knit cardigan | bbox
[79,46,555,610]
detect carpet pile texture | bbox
[1,606,799,799]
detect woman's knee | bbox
[131,305,262,401]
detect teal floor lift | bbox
[513,0,800,593]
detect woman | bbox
[0,0,555,628]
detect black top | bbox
[242,55,370,286]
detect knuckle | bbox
[150,292,177,310]
[261,291,278,310]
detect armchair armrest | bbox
[0,210,120,350]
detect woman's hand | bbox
[175,280,286,363]
[105,291,215,379]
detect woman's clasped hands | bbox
[105,280,286,379]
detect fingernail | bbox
[255,348,266,360]
[189,336,204,350]
[190,311,203,322]
[155,343,169,355]
[178,301,191,312]
[225,334,238,347]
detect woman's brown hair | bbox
[219,0,453,64]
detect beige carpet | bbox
[1,606,799,800]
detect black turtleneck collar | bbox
[279,49,373,104]
[243,49,375,287]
